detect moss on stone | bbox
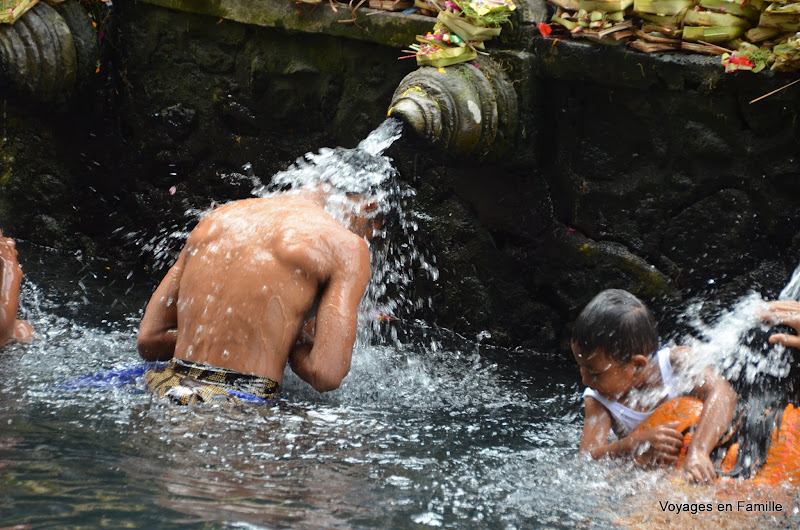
[136,0,434,48]
[0,140,16,188]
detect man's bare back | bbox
[137,192,374,392]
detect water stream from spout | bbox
[253,117,439,346]
[677,294,794,400]
[778,261,800,301]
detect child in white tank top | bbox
[572,289,737,484]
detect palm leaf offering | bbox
[758,1,800,30]
[766,1,800,12]
[541,0,800,72]
[451,0,516,23]
[551,0,634,12]
[633,0,693,15]
[772,34,800,69]
[411,42,479,65]
[682,24,748,41]
[401,0,516,67]
[438,10,502,40]
[745,24,783,40]
[698,0,761,20]
[683,8,755,27]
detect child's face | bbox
[572,344,636,399]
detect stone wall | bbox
[2,0,799,353]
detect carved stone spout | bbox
[0,1,98,106]
[387,57,518,159]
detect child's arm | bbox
[580,396,684,463]
[682,364,737,483]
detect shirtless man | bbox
[0,229,33,348]
[137,184,380,404]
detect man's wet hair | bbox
[572,289,659,364]
[264,140,405,236]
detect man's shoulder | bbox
[270,217,367,272]
[307,226,369,260]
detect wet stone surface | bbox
[1,0,800,352]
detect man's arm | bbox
[137,253,185,362]
[289,237,371,392]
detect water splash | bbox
[256,118,403,197]
[6,244,586,530]
[129,223,192,273]
[135,118,436,346]
[591,286,800,443]
[668,291,798,480]
[252,118,438,345]
[680,294,775,371]
[778,262,800,301]
[677,294,792,395]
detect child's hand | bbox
[682,449,716,483]
[632,421,684,465]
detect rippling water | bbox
[4,247,799,529]
[0,244,589,528]
[3,123,799,528]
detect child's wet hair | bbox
[572,289,659,364]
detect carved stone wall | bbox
[2,0,799,352]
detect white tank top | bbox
[582,347,680,438]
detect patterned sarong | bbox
[144,358,281,405]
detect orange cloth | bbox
[753,403,800,485]
[631,396,703,468]
[633,396,800,484]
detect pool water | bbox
[0,244,578,528]
[2,120,798,528]
[1,245,798,529]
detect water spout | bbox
[0,1,99,106]
[387,57,517,159]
